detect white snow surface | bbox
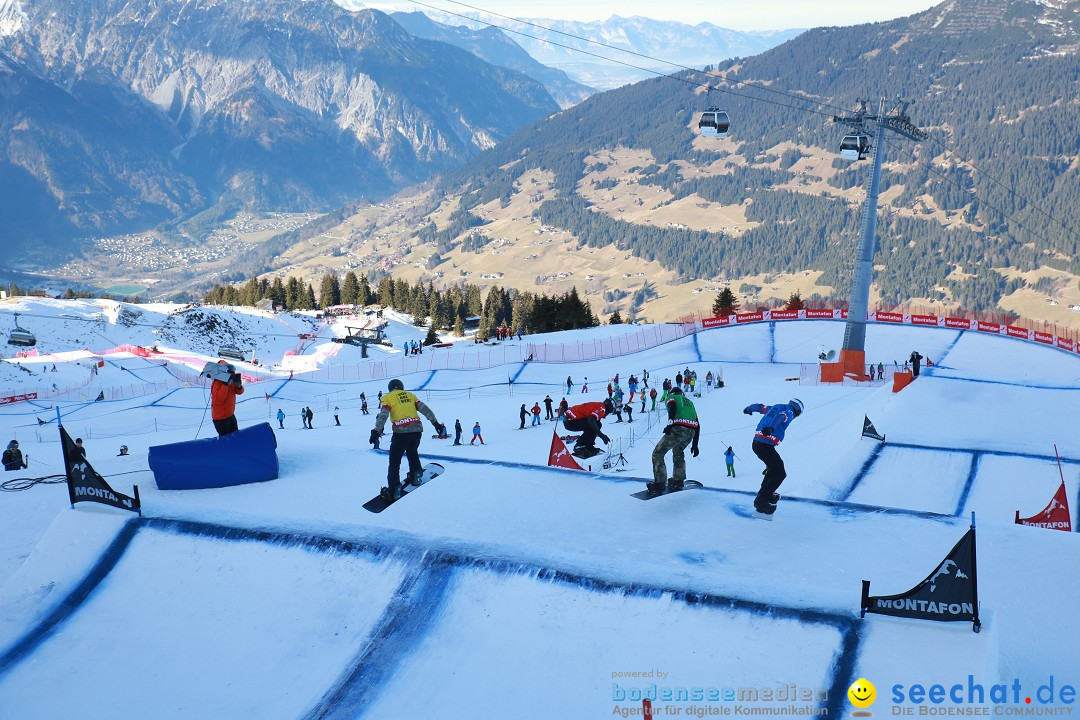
[0,301,1078,718]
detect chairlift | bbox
[839,133,871,162]
[698,107,730,138]
[7,313,37,347]
[217,345,246,362]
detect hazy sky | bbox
[348,0,944,31]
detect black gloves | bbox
[761,426,774,436]
[743,408,752,415]
[435,423,446,436]
[369,429,380,445]
[599,433,610,445]
[691,444,699,457]
[663,424,673,434]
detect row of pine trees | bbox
[202,272,599,338]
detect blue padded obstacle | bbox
[149,422,279,490]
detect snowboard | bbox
[571,445,604,459]
[728,504,776,521]
[632,480,704,500]
[362,462,445,513]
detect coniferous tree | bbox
[713,287,739,316]
[785,291,805,311]
[270,277,286,308]
[319,273,340,309]
[609,309,624,324]
[357,275,373,306]
[378,276,394,307]
[423,325,439,346]
[285,276,302,310]
[341,271,360,305]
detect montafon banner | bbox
[862,520,980,632]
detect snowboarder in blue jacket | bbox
[743,399,803,515]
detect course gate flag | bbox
[862,513,980,633]
[1016,481,1072,532]
[60,422,141,516]
[861,415,885,442]
[548,430,583,470]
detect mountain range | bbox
[0,0,559,263]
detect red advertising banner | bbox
[877,312,904,323]
[701,316,731,329]
[976,321,1001,334]
[548,431,583,470]
[806,309,835,319]
[0,392,38,405]
[944,317,972,329]
[911,314,940,327]
[735,312,764,323]
[1015,482,1071,532]
[840,309,848,319]
[1033,331,1054,345]
[770,310,799,320]
[1058,337,1076,351]
[1005,326,1031,339]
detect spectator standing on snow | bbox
[471,422,485,445]
[725,446,736,477]
[306,406,314,429]
[210,360,244,436]
[276,408,285,429]
[581,377,588,393]
[519,404,528,429]
[649,387,658,410]
[566,376,573,393]
[454,419,463,445]
[3,440,27,471]
[910,351,924,378]
[544,395,554,420]
[531,402,542,426]
[743,398,804,517]
[334,406,341,426]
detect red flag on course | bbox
[548,430,583,470]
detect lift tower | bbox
[821,98,927,382]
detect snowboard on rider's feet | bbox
[632,480,704,500]
[571,445,604,459]
[362,463,445,514]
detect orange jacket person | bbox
[211,361,245,436]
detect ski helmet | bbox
[388,379,404,392]
[669,386,683,395]
[602,398,615,413]
[789,398,804,415]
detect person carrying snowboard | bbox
[647,387,699,495]
[563,398,614,457]
[369,379,445,501]
[743,398,804,516]
[210,360,244,436]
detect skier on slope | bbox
[647,387,699,496]
[370,379,445,501]
[743,398,804,516]
[562,398,615,457]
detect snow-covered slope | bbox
[0,302,1077,718]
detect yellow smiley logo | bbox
[848,678,876,710]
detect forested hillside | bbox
[432,0,1079,313]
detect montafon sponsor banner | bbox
[876,312,904,323]
[701,316,731,328]
[61,425,141,514]
[735,312,764,323]
[805,309,835,319]
[862,523,980,632]
[1005,325,1031,339]
[976,321,1001,333]
[944,317,972,329]
[1015,482,1071,532]
[770,310,799,320]
[1033,331,1054,345]
[1057,337,1076,351]
[911,314,940,326]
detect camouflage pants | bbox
[652,425,695,484]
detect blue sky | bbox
[345,0,944,31]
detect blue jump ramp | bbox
[149,422,279,490]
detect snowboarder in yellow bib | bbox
[647,387,700,496]
[370,379,445,500]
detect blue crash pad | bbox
[149,422,279,490]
